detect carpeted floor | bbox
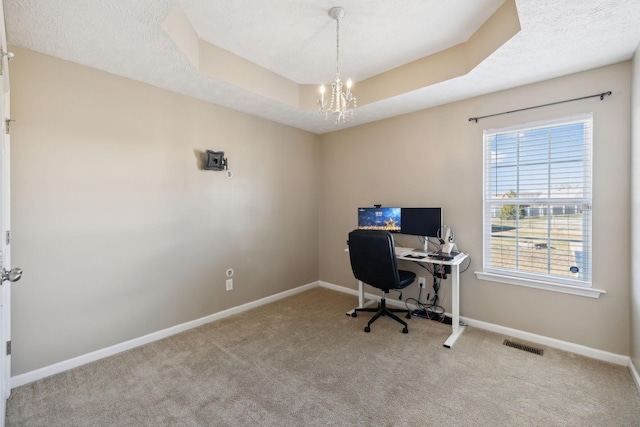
[6,287,640,426]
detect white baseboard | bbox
[319,280,360,297]
[13,280,638,393]
[11,281,318,388]
[460,317,630,366]
[630,358,640,392]
[320,281,633,367]
[318,280,409,310]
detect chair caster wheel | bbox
[364,326,371,333]
[351,312,357,318]
[402,327,408,334]
[405,313,411,319]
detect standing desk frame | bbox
[347,252,469,348]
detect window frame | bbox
[475,113,605,298]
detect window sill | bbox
[474,271,606,298]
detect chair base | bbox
[351,296,410,333]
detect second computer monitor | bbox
[400,207,442,238]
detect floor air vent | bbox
[503,339,544,356]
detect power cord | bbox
[460,255,471,273]
[406,272,448,323]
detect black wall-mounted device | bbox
[204,150,228,171]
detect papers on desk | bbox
[394,247,414,257]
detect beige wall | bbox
[9,45,636,376]
[631,44,640,370]
[320,61,632,355]
[10,47,320,375]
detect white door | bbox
[0,2,20,425]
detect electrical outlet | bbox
[226,278,233,291]
[418,276,426,288]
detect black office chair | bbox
[348,229,416,333]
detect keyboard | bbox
[428,250,462,261]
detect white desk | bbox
[347,251,469,348]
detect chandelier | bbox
[317,7,356,124]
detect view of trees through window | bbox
[490,203,586,279]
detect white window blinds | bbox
[483,114,592,286]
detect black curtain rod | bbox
[468,91,612,123]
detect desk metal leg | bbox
[346,280,376,316]
[443,264,466,348]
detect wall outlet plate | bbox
[418,276,426,288]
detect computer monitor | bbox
[399,208,442,238]
[357,207,401,231]
[357,207,442,250]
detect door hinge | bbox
[5,230,10,245]
[6,341,10,356]
[4,119,16,135]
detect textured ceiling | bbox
[5,0,640,134]
[179,0,506,84]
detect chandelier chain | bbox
[335,17,340,78]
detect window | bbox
[481,114,593,291]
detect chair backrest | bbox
[348,229,401,291]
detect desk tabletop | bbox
[345,247,469,266]
[397,251,468,266]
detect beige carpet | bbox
[6,287,640,426]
